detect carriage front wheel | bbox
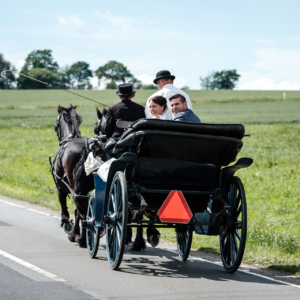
[86,192,103,258]
[220,176,247,273]
[106,171,128,270]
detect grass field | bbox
[0,90,299,275]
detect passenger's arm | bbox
[105,108,114,139]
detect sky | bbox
[1,0,300,90]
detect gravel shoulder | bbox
[1,194,299,286]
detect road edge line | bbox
[0,249,66,282]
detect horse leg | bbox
[74,198,88,248]
[146,226,161,247]
[58,190,70,227]
[126,222,132,245]
[68,209,80,243]
[131,215,146,251]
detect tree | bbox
[212,70,240,90]
[200,70,240,90]
[181,85,190,90]
[200,72,214,90]
[142,84,157,89]
[18,49,60,89]
[67,61,93,89]
[0,54,16,89]
[106,80,117,89]
[95,61,134,87]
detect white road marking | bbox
[0,199,25,208]
[0,249,66,282]
[1,199,300,289]
[26,208,50,216]
[156,246,300,289]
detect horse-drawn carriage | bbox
[84,119,253,273]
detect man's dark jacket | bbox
[105,100,145,141]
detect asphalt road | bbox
[0,199,299,300]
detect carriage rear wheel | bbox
[86,192,102,258]
[220,176,247,273]
[176,225,193,261]
[106,171,128,270]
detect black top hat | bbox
[116,83,136,96]
[153,70,176,84]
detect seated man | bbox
[105,83,145,141]
[170,93,201,123]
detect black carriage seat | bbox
[113,119,245,189]
[124,119,245,139]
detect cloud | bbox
[136,74,154,85]
[57,15,86,29]
[253,48,300,81]
[238,78,300,90]
[94,11,140,33]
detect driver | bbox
[105,83,145,141]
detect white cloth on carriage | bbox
[97,158,116,182]
[84,152,104,176]
[145,83,192,120]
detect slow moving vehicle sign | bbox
[158,191,193,223]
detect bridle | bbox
[54,111,75,143]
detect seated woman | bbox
[148,96,172,119]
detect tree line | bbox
[0,50,240,90]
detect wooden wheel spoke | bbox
[235,229,241,240]
[113,232,118,259]
[111,193,116,212]
[234,205,242,219]
[108,229,115,248]
[230,234,236,263]
[227,234,232,265]
[220,232,227,244]
[232,232,239,254]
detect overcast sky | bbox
[1,0,300,90]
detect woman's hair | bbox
[120,94,135,101]
[149,96,167,110]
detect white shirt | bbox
[145,84,192,120]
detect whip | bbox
[1,70,110,108]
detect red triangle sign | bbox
[158,191,193,224]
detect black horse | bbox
[52,104,159,250]
[51,104,107,247]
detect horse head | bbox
[94,107,108,142]
[55,104,82,142]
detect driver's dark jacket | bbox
[105,100,145,141]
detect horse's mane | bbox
[69,108,82,138]
[59,105,82,138]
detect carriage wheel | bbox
[220,176,247,273]
[176,225,193,261]
[86,193,102,258]
[106,172,128,270]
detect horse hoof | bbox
[68,234,76,243]
[76,235,87,248]
[147,235,160,247]
[131,239,146,251]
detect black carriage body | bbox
[88,119,253,272]
[118,120,243,212]
[95,120,249,230]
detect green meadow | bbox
[0,90,299,275]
